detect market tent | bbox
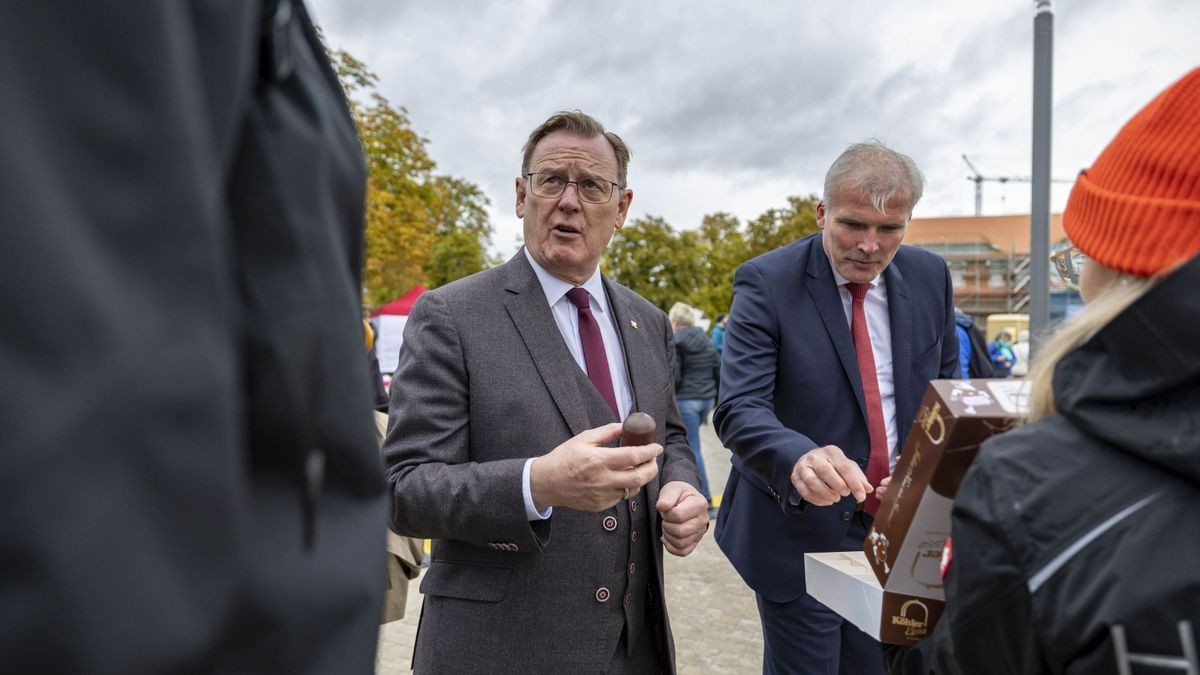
[370,285,426,375]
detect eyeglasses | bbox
[524,172,622,204]
[1051,245,1086,289]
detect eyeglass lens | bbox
[528,173,614,203]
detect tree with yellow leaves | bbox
[330,48,495,309]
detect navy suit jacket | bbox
[714,233,959,602]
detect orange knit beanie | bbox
[1064,67,1200,276]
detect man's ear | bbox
[614,188,633,230]
[515,176,527,218]
[816,200,828,229]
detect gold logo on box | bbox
[918,402,945,444]
[891,599,930,639]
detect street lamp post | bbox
[1030,0,1054,353]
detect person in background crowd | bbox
[364,319,391,412]
[954,308,995,379]
[711,312,729,358]
[711,311,730,403]
[988,329,1016,377]
[1010,329,1030,377]
[383,111,707,673]
[1,2,387,670]
[887,66,1200,675]
[714,140,958,675]
[670,302,721,513]
[364,320,423,624]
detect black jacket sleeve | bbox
[888,457,1046,674]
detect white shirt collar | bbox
[523,247,609,314]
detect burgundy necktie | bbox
[566,287,620,419]
[847,282,890,517]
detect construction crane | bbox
[962,155,1072,216]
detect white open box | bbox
[803,551,883,640]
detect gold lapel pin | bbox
[630,320,639,329]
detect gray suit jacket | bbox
[384,250,700,673]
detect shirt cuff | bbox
[523,458,553,521]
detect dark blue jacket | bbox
[714,234,959,602]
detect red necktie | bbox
[847,282,889,517]
[566,287,620,419]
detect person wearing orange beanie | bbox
[887,68,1200,674]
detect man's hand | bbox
[529,423,662,512]
[656,481,709,557]
[790,445,873,506]
[874,475,893,501]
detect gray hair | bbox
[522,110,631,187]
[822,140,924,215]
[668,302,696,326]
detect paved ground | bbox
[375,414,764,673]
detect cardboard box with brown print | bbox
[805,379,1028,644]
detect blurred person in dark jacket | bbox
[954,308,994,379]
[711,312,729,358]
[887,67,1200,675]
[671,302,721,509]
[0,2,386,671]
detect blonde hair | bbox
[1027,274,1158,420]
[668,302,696,326]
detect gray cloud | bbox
[308,0,1200,254]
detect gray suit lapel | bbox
[604,278,663,507]
[501,253,591,437]
[603,278,652,413]
[806,241,866,419]
[885,261,913,430]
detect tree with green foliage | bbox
[603,216,703,312]
[744,195,820,261]
[689,212,746,322]
[604,197,819,323]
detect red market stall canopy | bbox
[371,285,427,374]
[370,285,427,317]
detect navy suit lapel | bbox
[885,261,913,435]
[501,253,591,437]
[806,240,866,419]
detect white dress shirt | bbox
[829,262,900,472]
[520,248,634,519]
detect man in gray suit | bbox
[384,111,709,673]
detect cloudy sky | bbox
[308,0,1199,258]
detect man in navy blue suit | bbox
[713,141,959,674]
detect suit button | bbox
[602,516,617,532]
[630,499,638,513]
[842,512,852,522]
[631,530,638,543]
[628,563,636,575]
[624,593,632,606]
[595,587,610,603]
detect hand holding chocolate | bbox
[621,412,656,446]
